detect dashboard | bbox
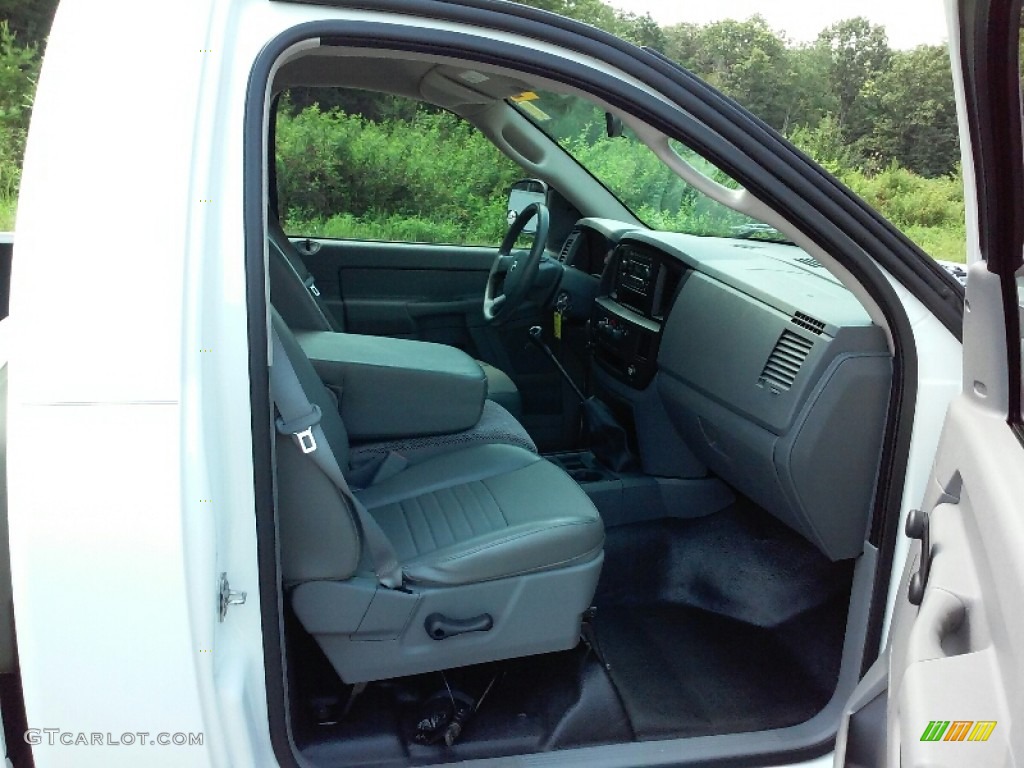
[556,218,893,562]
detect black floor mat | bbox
[593,601,848,739]
[591,501,854,740]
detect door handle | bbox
[905,509,931,605]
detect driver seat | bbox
[268,216,523,419]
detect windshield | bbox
[510,90,786,241]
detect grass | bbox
[903,225,966,263]
[0,195,15,231]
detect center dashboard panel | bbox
[591,242,685,388]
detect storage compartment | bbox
[295,330,487,440]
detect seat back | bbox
[272,307,362,583]
[268,215,341,332]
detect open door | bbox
[834,0,1024,766]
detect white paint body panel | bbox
[6,0,963,766]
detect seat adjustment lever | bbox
[425,612,493,640]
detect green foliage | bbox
[816,16,892,142]
[834,164,966,261]
[669,17,792,129]
[0,195,16,231]
[0,0,59,48]
[838,163,963,230]
[0,21,39,203]
[861,45,959,176]
[788,115,856,173]
[276,102,521,243]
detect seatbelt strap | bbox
[269,328,403,589]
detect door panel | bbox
[835,276,1024,768]
[295,238,495,341]
[889,396,1022,766]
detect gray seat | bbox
[273,309,604,683]
[268,215,523,419]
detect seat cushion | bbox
[355,444,603,586]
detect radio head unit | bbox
[611,245,658,316]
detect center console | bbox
[294,330,487,440]
[591,242,685,388]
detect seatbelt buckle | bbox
[295,426,317,454]
[276,404,323,454]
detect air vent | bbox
[791,311,826,335]
[558,231,580,263]
[796,256,823,269]
[758,330,814,392]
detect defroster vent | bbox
[791,311,825,334]
[558,231,580,263]
[758,329,814,392]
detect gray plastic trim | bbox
[297,554,602,684]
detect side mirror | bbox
[507,179,548,235]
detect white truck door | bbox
[833,1,1024,766]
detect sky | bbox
[609,0,950,50]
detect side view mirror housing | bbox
[507,179,548,235]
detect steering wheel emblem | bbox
[509,259,519,273]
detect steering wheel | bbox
[483,202,550,324]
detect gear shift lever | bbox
[528,326,585,402]
[528,326,638,473]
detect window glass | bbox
[275,88,524,245]
[509,90,787,242]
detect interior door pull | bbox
[906,509,931,606]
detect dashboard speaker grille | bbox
[759,330,814,391]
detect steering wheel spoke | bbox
[483,202,549,324]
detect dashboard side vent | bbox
[759,330,814,392]
[558,230,581,263]
[791,311,826,335]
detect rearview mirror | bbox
[507,179,548,234]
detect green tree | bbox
[0,0,59,48]
[863,45,959,176]
[510,0,622,34]
[780,44,838,133]
[615,11,666,52]
[662,17,791,130]
[815,17,892,144]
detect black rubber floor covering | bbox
[592,500,854,740]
